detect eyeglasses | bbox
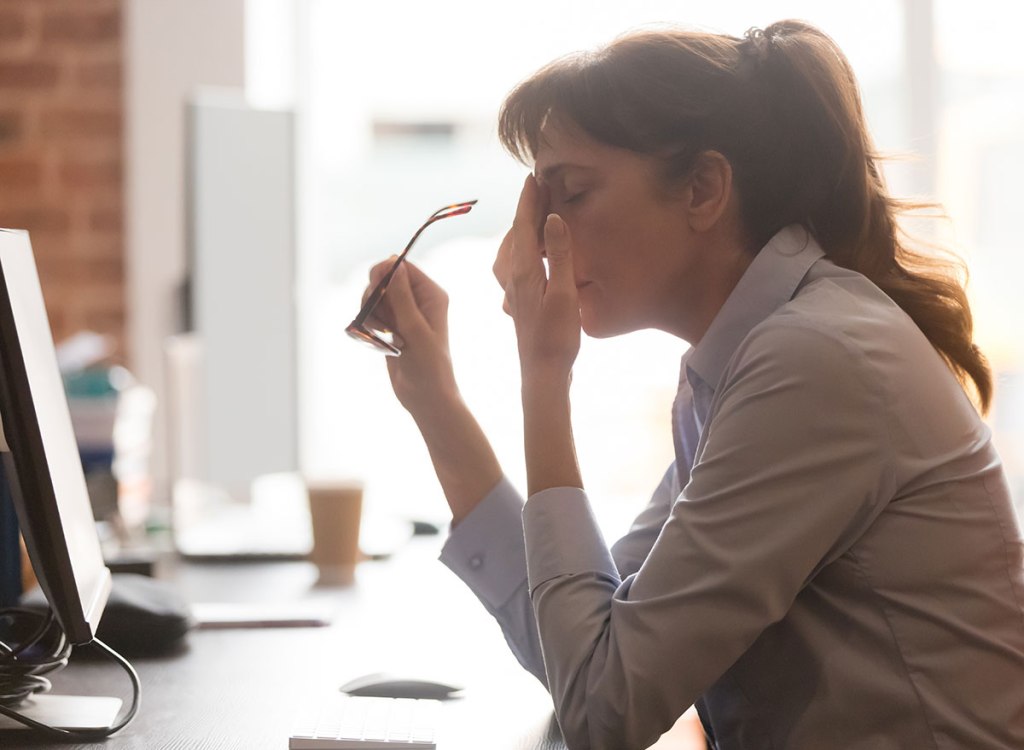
[345,200,477,356]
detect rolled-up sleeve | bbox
[522,321,896,750]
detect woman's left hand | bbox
[494,175,581,384]
[495,174,584,495]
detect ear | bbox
[684,151,734,233]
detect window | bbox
[284,0,1024,530]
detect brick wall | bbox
[0,0,124,357]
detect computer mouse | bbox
[339,672,464,700]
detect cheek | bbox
[563,210,623,271]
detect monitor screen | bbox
[0,229,110,645]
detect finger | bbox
[401,260,448,316]
[400,258,433,287]
[369,257,394,282]
[493,227,513,289]
[362,257,399,308]
[535,182,551,250]
[492,228,515,318]
[543,213,575,295]
[510,175,546,285]
[512,174,541,234]
[384,262,430,334]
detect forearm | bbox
[522,374,582,497]
[409,391,503,526]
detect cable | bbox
[0,607,141,739]
[0,608,68,706]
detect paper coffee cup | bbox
[305,479,363,586]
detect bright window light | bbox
[283,0,1024,528]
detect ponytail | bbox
[499,20,993,413]
[752,21,992,412]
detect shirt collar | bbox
[685,224,825,393]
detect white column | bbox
[124,0,246,502]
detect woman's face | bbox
[533,120,697,338]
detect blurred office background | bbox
[0,0,1021,544]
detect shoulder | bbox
[721,287,900,416]
[729,314,872,386]
[738,265,920,380]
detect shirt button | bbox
[469,555,483,570]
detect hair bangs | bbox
[498,50,611,165]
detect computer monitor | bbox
[0,229,133,736]
[0,229,111,644]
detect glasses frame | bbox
[345,200,477,356]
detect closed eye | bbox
[562,190,587,205]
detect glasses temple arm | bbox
[349,217,435,326]
[350,201,475,327]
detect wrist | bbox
[521,368,572,399]
[410,396,503,527]
[521,374,580,496]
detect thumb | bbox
[543,213,574,291]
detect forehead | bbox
[534,118,654,183]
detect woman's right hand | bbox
[362,258,460,420]
[361,258,504,525]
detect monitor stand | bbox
[0,694,122,732]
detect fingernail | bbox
[546,213,564,237]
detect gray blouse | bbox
[441,225,1024,750]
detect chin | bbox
[580,310,633,339]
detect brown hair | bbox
[499,20,992,413]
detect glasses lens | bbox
[345,322,400,356]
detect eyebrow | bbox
[537,163,593,183]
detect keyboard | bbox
[289,695,440,749]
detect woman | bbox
[362,20,1024,750]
